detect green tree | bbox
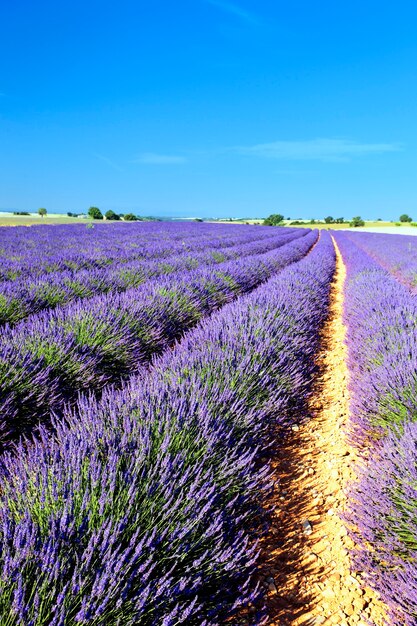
[88,206,103,220]
[400,214,413,223]
[324,216,334,224]
[263,213,284,226]
[105,210,120,221]
[350,216,365,227]
[38,208,47,218]
[123,213,138,221]
[335,217,345,224]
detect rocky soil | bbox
[258,239,388,626]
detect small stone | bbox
[302,520,313,535]
[329,572,341,582]
[353,598,365,610]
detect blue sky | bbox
[1,0,416,219]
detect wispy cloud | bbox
[230,138,402,162]
[205,0,258,24]
[94,153,124,172]
[134,153,187,165]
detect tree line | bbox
[262,213,414,227]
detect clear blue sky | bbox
[1,0,416,219]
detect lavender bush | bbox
[0,231,335,625]
[349,423,417,626]
[0,230,318,448]
[0,229,306,325]
[333,232,417,439]
[0,222,287,282]
[334,232,417,625]
[340,230,417,292]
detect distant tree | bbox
[67,212,73,217]
[88,206,103,220]
[263,214,284,226]
[310,219,316,224]
[13,211,30,216]
[38,208,47,218]
[350,216,365,227]
[335,217,345,224]
[377,217,382,221]
[105,210,120,221]
[400,214,413,223]
[193,218,203,222]
[324,216,334,224]
[286,216,291,220]
[123,213,138,221]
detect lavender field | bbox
[0,222,416,625]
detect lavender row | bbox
[333,232,417,625]
[0,230,318,447]
[0,231,335,626]
[0,222,284,282]
[0,229,307,326]
[339,230,417,293]
[333,232,417,437]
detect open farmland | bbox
[0,222,416,625]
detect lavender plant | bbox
[0,231,335,625]
[0,229,306,325]
[349,422,417,626]
[334,231,417,625]
[0,222,287,282]
[340,230,417,292]
[0,230,318,448]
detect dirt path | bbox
[259,239,387,626]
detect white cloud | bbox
[205,0,258,23]
[94,153,124,172]
[134,153,187,165]
[231,138,402,162]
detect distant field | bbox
[209,219,417,230]
[0,213,91,226]
[208,219,264,225]
[292,220,417,230]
